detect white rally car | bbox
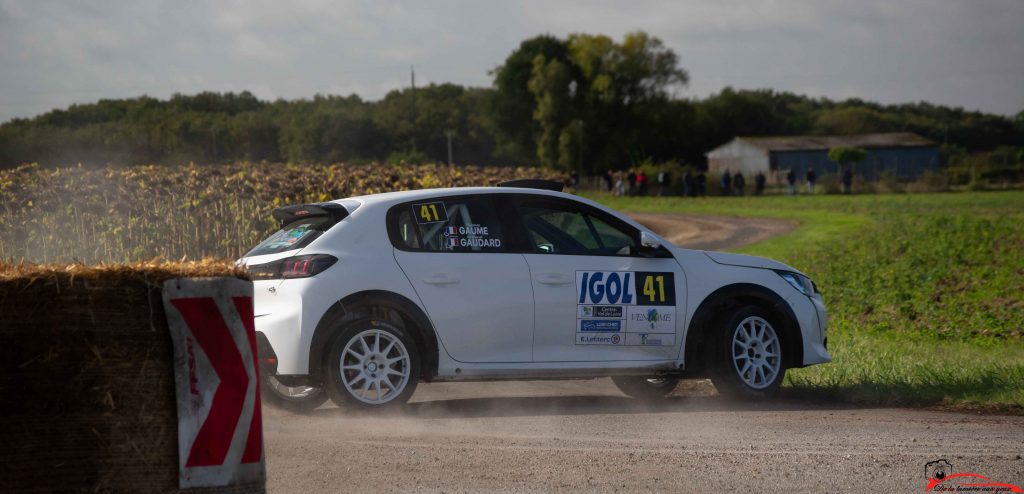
[240,180,829,411]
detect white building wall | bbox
[706,138,770,180]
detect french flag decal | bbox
[444,226,458,236]
[446,237,458,248]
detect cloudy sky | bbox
[1,0,1022,123]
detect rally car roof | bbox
[337,186,573,209]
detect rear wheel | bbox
[709,306,786,399]
[611,375,680,400]
[260,374,328,412]
[326,319,420,409]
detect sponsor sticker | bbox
[576,271,676,306]
[578,305,625,319]
[579,319,622,332]
[575,332,623,345]
[626,306,675,333]
[624,332,675,346]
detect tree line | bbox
[1,31,1022,172]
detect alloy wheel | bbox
[731,316,781,390]
[339,329,411,405]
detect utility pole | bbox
[211,127,218,162]
[410,65,417,151]
[577,119,583,173]
[446,130,453,166]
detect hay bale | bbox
[0,260,263,493]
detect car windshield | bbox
[245,216,333,257]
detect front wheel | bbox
[325,319,420,410]
[611,375,680,400]
[709,306,787,399]
[260,374,328,412]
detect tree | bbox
[489,35,571,165]
[519,31,688,172]
[827,147,867,169]
[814,106,898,135]
[527,56,575,168]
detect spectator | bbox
[786,169,797,195]
[569,170,579,188]
[733,172,746,196]
[627,170,637,196]
[683,170,694,197]
[842,167,853,194]
[754,171,766,196]
[614,170,625,196]
[636,169,648,196]
[720,169,732,196]
[806,167,817,194]
[604,170,614,192]
[696,172,707,196]
[659,171,671,196]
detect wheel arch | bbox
[308,290,439,383]
[683,283,803,374]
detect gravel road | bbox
[263,213,1024,493]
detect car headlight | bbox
[775,270,816,296]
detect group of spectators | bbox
[597,166,855,197]
[603,169,712,197]
[781,168,817,194]
[718,169,768,196]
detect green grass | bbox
[585,191,1024,411]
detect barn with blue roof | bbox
[706,132,940,183]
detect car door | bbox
[390,194,534,363]
[511,195,685,362]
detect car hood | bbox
[701,251,806,277]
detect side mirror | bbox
[640,231,661,250]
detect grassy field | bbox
[587,191,1024,411]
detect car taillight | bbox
[246,254,337,280]
[281,254,337,279]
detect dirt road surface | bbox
[626,212,796,251]
[263,213,1024,493]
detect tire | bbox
[611,375,680,400]
[709,305,787,399]
[325,318,420,410]
[260,374,328,413]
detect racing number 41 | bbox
[634,271,676,306]
[420,204,440,222]
[412,201,448,224]
[643,275,666,303]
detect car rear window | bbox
[390,196,507,253]
[245,216,333,257]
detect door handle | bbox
[423,275,459,286]
[537,274,572,286]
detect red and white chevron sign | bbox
[163,278,265,488]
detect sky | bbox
[1,0,1023,123]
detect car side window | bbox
[391,196,506,253]
[515,197,638,256]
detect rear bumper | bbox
[253,278,312,375]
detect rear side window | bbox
[246,216,333,257]
[390,196,507,253]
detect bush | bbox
[387,149,431,165]
[905,170,950,193]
